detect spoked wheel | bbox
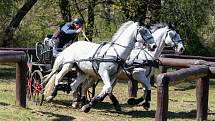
[26,62,33,101]
[36,42,43,61]
[26,70,32,101]
[31,70,44,105]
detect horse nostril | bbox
[148,44,156,51]
[153,44,157,49]
[180,48,184,52]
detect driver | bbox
[51,17,84,57]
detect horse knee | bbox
[106,86,112,94]
[70,83,77,94]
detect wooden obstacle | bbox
[155,55,215,121]
[0,50,27,108]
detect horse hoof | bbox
[82,104,91,113]
[127,98,135,105]
[46,96,54,102]
[72,102,79,109]
[142,102,150,110]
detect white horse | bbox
[43,21,156,110]
[79,23,185,111]
[124,23,185,109]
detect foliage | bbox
[160,0,213,56]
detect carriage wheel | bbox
[36,42,43,62]
[31,70,44,105]
[26,70,32,101]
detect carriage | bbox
[26,37,96,106]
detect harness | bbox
[122,47,160,81]
[62,25,156,79]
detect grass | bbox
[0,64,215,121]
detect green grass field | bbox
[0,64,215,121]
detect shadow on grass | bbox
[0,102,10,106]
[94,102,214,120]
[43,100,215,120]
[38,111,75,121]
[168,110,196,119]
[42,99,72,109]
[50,99,72,107]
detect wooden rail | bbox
[0,48,36,61]
[156,64,211,121]
[161,54,215,62]
[0,50,27,107]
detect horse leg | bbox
[70,72,87,94]
[127,69,152,107]
[141,77,151,110]
[46,64,71,102]
[82,70,113,113]
[127,79,139,105]
[78,77,95,107]
[108,80,121,111]
[70,72,87,108]
[91,78,121,111]
[92,70,113,102]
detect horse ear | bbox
[168,22,175,30]
[138,21,145,26]
[145,24,150,29]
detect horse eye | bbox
[144,28,148,33]
[169,32,175,38]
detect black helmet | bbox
[73,17,84,26]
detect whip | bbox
[82,31,91,42]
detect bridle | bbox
[135,26,154,46]
[164,29,182,48]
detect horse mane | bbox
[112,21,135,41]
[150,23,168,33]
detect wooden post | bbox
[16,55,27,107]
[155,66,209,121]
[159,66,167,73]
[196,76,209,120]
[0,51,27,107]
[155,74,169,121]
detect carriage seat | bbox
[43,34,54,48]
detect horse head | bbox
[164,25,185,54]
[136,25,157,51]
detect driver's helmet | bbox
[73,17,84,26]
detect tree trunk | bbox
[145,0,161,25]
[86,0,96,42]
[120,0,148,24]
[135,0,148,25]
[3,0,38,47]
[103,0,111,23]
[59,0,71,22]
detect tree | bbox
[85,0,97,42]
[59,0,71,22]
[145,0,161,25]
[3,0,38,47]
[120,0,148,23]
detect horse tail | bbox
[43,55,64,84]
[43,55,64,97]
